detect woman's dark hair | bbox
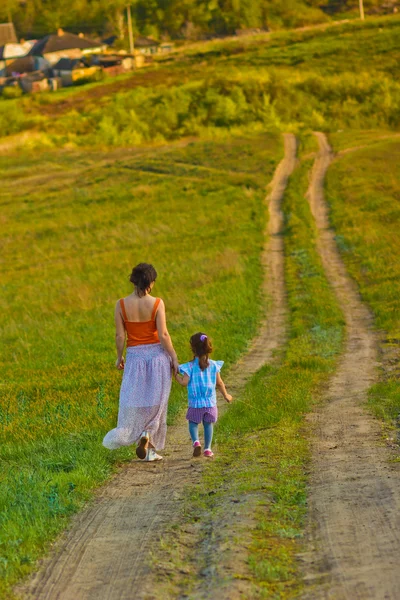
[190,332,213,371]
[129,263,157,297]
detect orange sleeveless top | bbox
[120,297,161,347]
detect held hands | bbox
[174,372,183,384]
[171,356,179,376]
[115,356,125,370]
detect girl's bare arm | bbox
[155,299,179,374]
[175,373,190,387]
[216,372,232,402]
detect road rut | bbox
[301,132,400,599]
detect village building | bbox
[0,22,17,76]
[51,57,100,86]
[29,29,106,66]
[90,53,134,76]
[0,40,37,77]
[160,42,174,53]
[1,23,168,96]
[19,70,49,94]
[134,35,161,55]
[0,22,17,45]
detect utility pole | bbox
[127,5,134,54]
[359,0,365,20]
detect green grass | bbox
[1,12,400,598]
[1,15,400,149]
[327,129,400,152]
[0,133,282,598]
[326,134,400,424]
[154,155,344,597]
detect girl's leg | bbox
[203,420,214,450]
[188,421,200,443]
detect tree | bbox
[0,0,20,23]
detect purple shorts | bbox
[186,406,218,424]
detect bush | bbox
[74,69,104,86]
[1,85,23,100]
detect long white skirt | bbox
[103,343,172,450]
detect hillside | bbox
[1,14,400,599]
[3,0,327,40]
[3,0,397,40]
[1,15,400,152]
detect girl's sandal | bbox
[136,431,149,459]
[192,440,201,457]
[203,449,214,458]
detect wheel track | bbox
[301,132,400,599]
[190,133,297,600]
[16,134,297,600]
[227,132,297,394]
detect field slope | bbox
[1,15,400,149]
[1,15,400,600]
[0,135,283,598]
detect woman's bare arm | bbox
[216,372,232,402]
[156,299,179,374]
[114,301,126,370]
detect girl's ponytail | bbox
[190,332,213,371]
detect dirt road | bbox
[301,133,400,599]
[17,135,297,600]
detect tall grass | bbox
[0,134,282,597]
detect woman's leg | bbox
[203,420,214,450]
[189,421,200,443]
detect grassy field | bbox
[0,134,283,597]
[326,134,400,425]
[1,15,400,150]
[1,13,400,598]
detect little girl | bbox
[175,332,232,458]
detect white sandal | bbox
[136,431,149,460]
[145,448,163,462]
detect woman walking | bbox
[103,263,178,461]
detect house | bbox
[0,49,6,77]
[90,54,130,76]
[52,57,100,86]
[134,36,161,55]
[19,70,49,93]
[0,41,36,76]
[29,29,105,66]
[160,42,174,53]
[0,22,17,46]
[102,35,118,47]
[0,23,18,75]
